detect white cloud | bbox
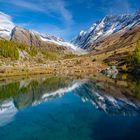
[0,0,74,40]
[0,10,73,40]
[46,0,74,26]
[0,0,74,26]
[0,12,15,31]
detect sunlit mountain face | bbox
[71,11,140,49]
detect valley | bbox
[0,2,140,140]
[0,11,140,77]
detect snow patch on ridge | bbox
[0,11,86,53]
[39,34,87,54]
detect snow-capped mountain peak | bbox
[0,11,80,52]
[80,30,86,36]
[71,11,140,49]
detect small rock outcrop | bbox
[101,66,118,78]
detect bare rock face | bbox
[10,26,70,53]
[11,26,41,47]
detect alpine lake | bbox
[0,73,140,140]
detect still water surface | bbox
[0,75,140,140]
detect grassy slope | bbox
[0,39,71,60]
[89,25,140,73]
[1,25,139,77]
[0,39,106,77]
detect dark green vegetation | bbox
[0,40,79,61]
[130,40,140,65]
[63,54,79,59]
[0,40,37,59]
[42,51,60,60]
[0,76,73,100]
[119,40,140,73]
[0,40,19,59]
[92,25,140,75]
[119,40,140,71]
[0,82,28,100]
[127,40,140,75]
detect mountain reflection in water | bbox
[0,75,140,127]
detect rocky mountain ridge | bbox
[72,11,140,50]
[0,12,81,53]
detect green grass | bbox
[63,54,78,59]
[0,40,38,59]
[18,43,37,56]
[131,40,140,65]
[0,76,70,100]
[42,51,60,60]
[0,39,79,61]
[117,40,140,72]
[0,40,19,59]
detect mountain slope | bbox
[72,11,140,49]
[89,24,140,73]
[10,26,85,54]
[71,11,140,74]
[10,26,69,53]
[0,11,79,53]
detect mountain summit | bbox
[72,11,140,49]
[0,12,80,52]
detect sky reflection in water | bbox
[0,75,140,140]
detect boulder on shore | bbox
[101,66,118,78]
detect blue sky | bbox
[0,0,139,40]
